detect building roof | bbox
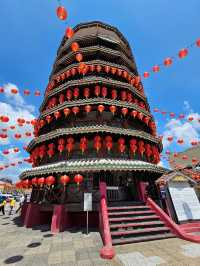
[20,159,168,179]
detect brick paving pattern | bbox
[1,210,200,265]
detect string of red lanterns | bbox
[15,174,84,189]
[142,38,200,78]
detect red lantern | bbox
[76,53,83,62]
[152,65,160,72]
[118,137,125,145]
[23,179,31,188]
[46,176,56,186]
[15,133,21,139]
[164,57,173,66]
[117,69,122,76]
[72,106,79,115]
[59,94,65,104]
[111,89,117,100]
[170,112,175,118]
[104,65,110,73]
[66,89,72,101]
[121,107,128,116]
[182,155,188,160]
[192,157,198,164]
[196,39,200,47]
[11,88,18,94]
[94,140,102,152]
[167,136,173,142]
[135,76,141,85]
[143,72,150,78]
[73,87,79,99]
[143,116,150,125]
[178,48,188,59]
[177,138,184,144]
[46,115,52,124]
[3,150,9,155]
[98,105,105,113]
[188,116,194,122]
[71,42,79,52]
[31,178,38,186]
[137,112,144,120]
[1,116,9,123]
[0,87,4,93]
[101,87,107,98]
[60,175,70,186]
[24,89,30,96]
[96,65,102,73]
[131,110,138,118]
[85,105,92,114]
[66,143,73,154]
[111,67,117,75]
[109,105,117,115]
[63,108,71,117]
[54,111,61,120]
[121,91,127,101]
[83,88,90,98]
[94,85,101,97]
[65,27,74,38]
[179,114,185,119]
[191,140,198,146]
[74,174,83,185]
[38,177,45,186]
[34,90,40,96]
[56,6,67,20]
[14,148,19,153]
[89,65,95,72]
[118,144,126,153]
[123,71,128,79]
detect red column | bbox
[138,181,148,202]
[24,203,41,228]
[51,204,70,233]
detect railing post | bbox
[99,182,115,259]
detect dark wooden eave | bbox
[27,125,162,152]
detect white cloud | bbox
[3,83,35,113]
[162,111,200,149]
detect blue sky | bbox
[0,0,200,181]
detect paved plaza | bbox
[1,211,200,265]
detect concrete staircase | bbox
[108,202,175,245]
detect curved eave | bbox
[27,125,162,152]
[20,159,168,179]
[53,46,136,74]
[40,98,152,119]
[40,75,147,112]
[55,34,134,70]
[57,21,134,60]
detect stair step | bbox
[108,205,150,211]
[109,215,159,223]
[108,210,154,216]
[108,201,145,207]
[111,226,170,237]
[112,233,175,245]
[110,221,165,230]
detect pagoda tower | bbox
[20,21,166,229]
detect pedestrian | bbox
[9,198,16,215]
[16,195,24,214]
[0,198,6,215]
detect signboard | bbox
[84,193,92,211]
[169,181,200,222]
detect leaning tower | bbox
[20,22,166,229]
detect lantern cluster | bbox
[45,64,143,95]
[30,136,160,166]
[16,174,84,189]
[34,105,155,137]
[44,86,147,112]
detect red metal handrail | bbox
[99,182,115,259]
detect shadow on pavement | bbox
[4,255,23,264]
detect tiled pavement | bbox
[1,212,200,266]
